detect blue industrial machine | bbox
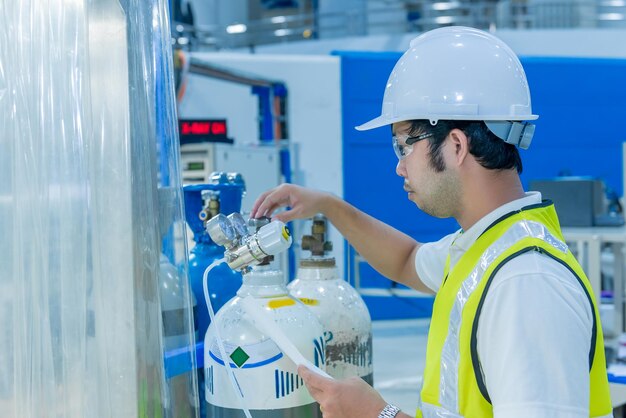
[184,173,246,339]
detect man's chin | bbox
[407,190,427,211]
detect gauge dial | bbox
[205,214,236,246]
[227,213,249,238]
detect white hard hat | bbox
[356,27,538,148]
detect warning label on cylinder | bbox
[298,298,319,306]
[230,346,250,368]
[267,298,296,309]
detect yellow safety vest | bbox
[416,201,612,418]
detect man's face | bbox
[392,121,461,219]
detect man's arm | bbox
[251,184,432,293]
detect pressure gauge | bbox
[227,213,249,238]
[205,214,236,246]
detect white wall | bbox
[178,53,345,273]
[179,60,258,142]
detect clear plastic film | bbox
[0,1,198,417]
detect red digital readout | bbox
[210,121,226,135]
[180,120,227,137]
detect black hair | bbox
[407,120,523,174]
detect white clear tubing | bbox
[202,259,253,418]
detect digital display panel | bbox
[178,119,233,144]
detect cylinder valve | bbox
[205,213,292,273]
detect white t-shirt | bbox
[415,192,610,418]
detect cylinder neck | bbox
[299,256,336,268]
[237,265,287,298]
[296,258,338,281]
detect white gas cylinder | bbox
[204,266,324,418]
[289,258,373,384]
[288,215,373,383]
[159,253,197,350]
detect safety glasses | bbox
[392,132,434,160]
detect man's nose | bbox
[396,159,406,177]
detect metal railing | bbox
[172,0,626,51]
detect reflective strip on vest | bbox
[438,219,568,413]
[421,402,463,417]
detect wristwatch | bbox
[378,404,401,418]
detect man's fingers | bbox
[255,191,289,219]
[298,365,333,394]
[252,192,281,219]
[257,200,283,220]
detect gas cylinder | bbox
[288,214,374,383]
[203,217,324,418]
[160,253,198,350]
[184,172,246,418]
[184,172,245,340]
[204,264,324,418]
[159,253,198,415]
[157,185,198,416]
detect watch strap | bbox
[378,404,401,418]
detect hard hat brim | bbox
[354,115,395,131]
[355,114,539,132]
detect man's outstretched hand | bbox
[250,184,332,223]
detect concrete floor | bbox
[371,318,430,416]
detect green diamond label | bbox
[230,346,250,368]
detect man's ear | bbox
[447,128,470,166]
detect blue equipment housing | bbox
[183,175,245,340]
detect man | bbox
[251,27,612,418]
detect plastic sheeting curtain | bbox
[0,1,199,417]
